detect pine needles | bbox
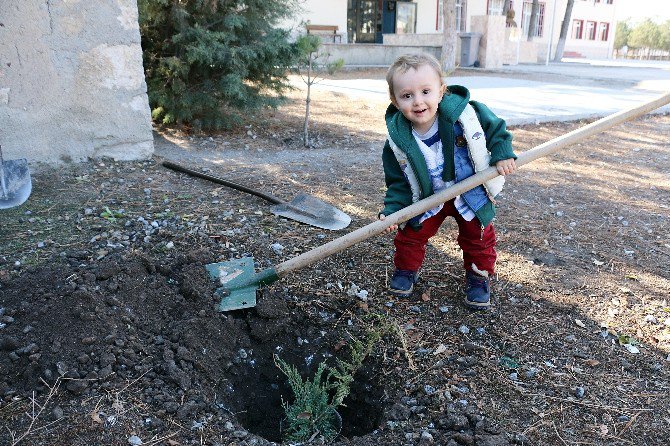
[275,330,381,443]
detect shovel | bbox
[206,91,670,311]
[162,160,351,231]
[0,145,32,209]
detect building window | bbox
[572,19,583,39]
[437,0,467,32]
[598,22,609,41]
[586,21,597,40]
[396,1,417,34]
[518,1,545,37]
[487,0,505,15]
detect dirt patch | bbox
[1,82,669,445]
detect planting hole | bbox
[219,298,386,442]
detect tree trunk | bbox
[303,56,313,147]
[441,0,457,71]
[527,0,539,41]
[553,0,575,62]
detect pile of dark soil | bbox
[1,86,669,446]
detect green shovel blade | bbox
[205,257,279,311]
[206,257,257,311]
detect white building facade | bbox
[289,0,618,64]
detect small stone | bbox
[459,325,470,334]
[128,435,143,445]
[52,406,64,419]
[439,306,449,313]
[232,430,248,439]
[66,379,89,395]
[575,386,585,398]
[419,431,434,444]
[525,367,539,379]
[644,315,658,324]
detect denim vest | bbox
[453,122,490,213]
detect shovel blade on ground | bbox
[205,257,258,311]
[0,158,32,209]
[270,193,351,230]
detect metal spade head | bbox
[0,152,32,209]
[205,257,279,311]
[270,193,351,230]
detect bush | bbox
[138,0,301,130]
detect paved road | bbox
[307,59,670,126]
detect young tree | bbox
[553,0,575,62]
[138,0,301,130]
[628,19,662,50]
[660,20,670,52]
[614,21,631,50]
[295,35,344,147]
[441,0,457,71]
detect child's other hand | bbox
[496,158,517,176]
[379,214,398,233]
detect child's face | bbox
[390,64,446,134]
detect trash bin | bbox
[459,32,482,67]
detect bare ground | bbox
[1,80,669,446]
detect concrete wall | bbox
[471,15,505,68]
[0,0,153,164]
[504,28,539,65]
[324,43,442,67]
[415,0,438,34]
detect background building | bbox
[289,0,620,65]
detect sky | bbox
[614,0,670,23]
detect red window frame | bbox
[598,22,609,41]
[586,21,597,40]
[572,19,583,39]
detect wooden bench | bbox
[306,24,342,43]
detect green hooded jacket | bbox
[381,85,516,229]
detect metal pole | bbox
[546,0,558,65]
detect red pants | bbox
[394,200,496,275]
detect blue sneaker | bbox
[464,271,491,310]
[389,269,419,297]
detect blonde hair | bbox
[386,53,444,99]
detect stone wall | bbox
[0,0,153,164]
[470,15,505,69]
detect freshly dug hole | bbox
[222,300,386,442]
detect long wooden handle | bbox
[275,91,670,277]
[162,160,284,205]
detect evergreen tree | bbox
[138,0,301,130]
